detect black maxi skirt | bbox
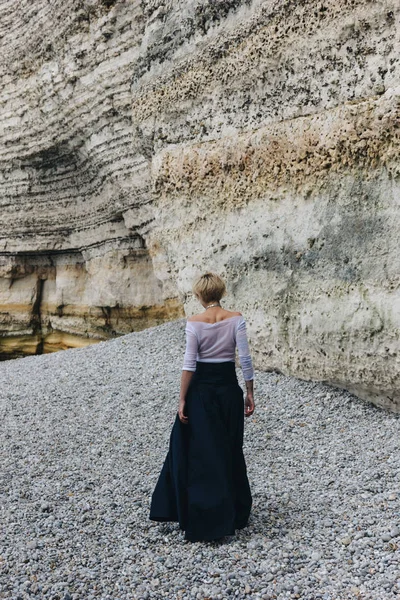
[149,361,252,542]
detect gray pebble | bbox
[390,526,400,538]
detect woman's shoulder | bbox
[187,315,200,323]
[187,310,242,323]
[226,310,243,318]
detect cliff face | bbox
[1,0,399,409]
[0,0,185,357]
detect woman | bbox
[149,272,255,542]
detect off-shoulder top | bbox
[182,315,254,381]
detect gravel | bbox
[1,317,400,600]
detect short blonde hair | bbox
[192,272,226,303]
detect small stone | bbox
[382,533,392,542]
[311,551,321,561]
[340,537,352,546]
[390,526,400,537]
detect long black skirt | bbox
[149,361,252,542]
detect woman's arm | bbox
[244,379,255,417]
[236,319,255,417]
[178,371,194,424]
[179,322,198,424]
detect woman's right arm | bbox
[236,318,255,417]
[244,379,254,416]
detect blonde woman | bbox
[150,272,255,542]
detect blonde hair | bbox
[192,272,226,304]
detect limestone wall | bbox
[0,0,399,409]
[0,0,185,356]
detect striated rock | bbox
[0,244,183,358]
[0,0,185,357]
[0,0,399,409]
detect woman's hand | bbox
[245,394,255,417]
[178,399,189,425]
[178,371,194,425]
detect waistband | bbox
[195,360,236,371]
[193,361,238,384]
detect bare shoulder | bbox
[187,314,203,322]
[187,310,242,322]
[223,310,242,318]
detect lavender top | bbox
[182,315,254,381]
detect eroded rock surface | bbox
[0,0,399,409]
[0,0,185,356]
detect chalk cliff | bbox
[0,0,399,410]
[0,0,185,358]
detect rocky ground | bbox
[1,318,400,600]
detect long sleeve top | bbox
[182,315,254,381]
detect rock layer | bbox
[0,0,185,356]
[0,0,399,409]
[0,244,182,358]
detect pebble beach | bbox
[1,318,400,600]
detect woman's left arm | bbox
[178,371,194,424]
[179,322,198,424]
